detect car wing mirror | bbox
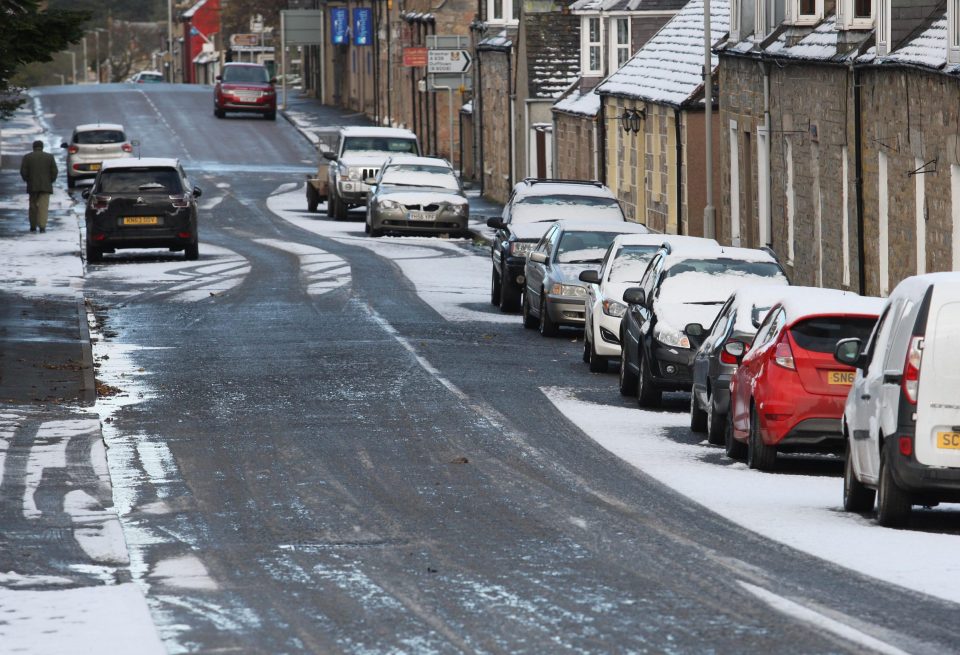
[684,323,705,338]
[193,186,202,198]
[579,269,600,284]
[322,151,337,162]
[723,340,747,363]
[486,216,504,229]
[60,142,68,149]
[622,287,645,306]
[367,184,377,193]
[215,74,222,81]
[528,251,548,264]
[834,338,863,369]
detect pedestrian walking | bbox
[20,140,58,233]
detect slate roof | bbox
[525,11,581,99]
[864,9,960,74]
[570,0,687,12]
[596,0,729,107]
[478,29,514,49]
[553,85,602,116]
[722,15,872,63]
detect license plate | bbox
[827,371,855,385]
[407,211,436,222]
[236,93,259,101]
[937,432,960,449]
[122,216,159,226]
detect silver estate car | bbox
[522,219,650,336]
[365,156,469,237]
[61,123,132,188]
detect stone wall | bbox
[552,112,596,181]
[478,48,514,203]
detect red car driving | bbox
[726,288,883,470]
[214,63,277,120]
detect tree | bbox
[221,0,280,41]
[0,0,90,118]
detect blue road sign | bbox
[353,8,372,46]
[331,7,348,45]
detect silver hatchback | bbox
[62,123,132,187]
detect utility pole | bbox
[94,30,101,83]
[167,0,174,82]
[107,12,113,83]
[66,50,76,84]
[703,0,716,239]
[82,36,88,83]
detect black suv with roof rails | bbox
[486,178,625,312]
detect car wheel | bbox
[522,292,538,329]
[582,333,591,363]
[334,196,349,221]
[538,295,559,337]
[185,241,199,261]
[499,278,521,314]
[690,392,707,433]
[306,185,320,212]
[588,335,608,373]
[706,391,725,446]
[877,450,911,527]
[86,241,102,263]
[266,111,277,121]
[843,439,876,512]
[636,353,661,408]
[491,268,502,306]
[724,412,747,460]
[618,341,638,397]
[214,107,225,118]
[326,193,335,217]
[747,403,777,471]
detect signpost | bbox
[427,49,471,74]
[231,33,259,47]
[279,9,326,111]
[426,35,473,163]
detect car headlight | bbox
[602,299,627,317]
[380,199,401,211]
[448,202,468,216]
[654,323,690,349]
[338,163,350,177]
[348,168,362,181]
[550,283,587,298]
[509,241,534,257]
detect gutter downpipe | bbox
[675,107,684,235]
[478,49,485,195]
[508,46,515,190]
[853,62,867,295]
[386,1,391,124]
[598,100,606,185]
[759,59,771,247]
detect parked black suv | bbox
[486,178,625,312]
[83,158,201,262]
[620,245,788,407]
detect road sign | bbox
[331,7,348,45]
[231,33,259,47]
[281,10,324,46]
[353,8,372,46]
[403,47,428,67]
[427,49,472,74]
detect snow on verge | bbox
[542,386,960,605]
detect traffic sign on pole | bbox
[427,50,472,74]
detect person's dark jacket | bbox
[20,147,58,194]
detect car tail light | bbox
[92,232,107,241]
[121,143,133,153]
[774,341,795,370]
[169,194,190,208]
[720,340,742,365]
[899,436,913,457]
[902,336,924,404]
[92,194,111,210]
[177,231,192,239]
[68,145,79,154]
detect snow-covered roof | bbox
[479,29,513,49]
[553,85,602,117]
[570,0,686,12]
[723,15,871,64]
[772,287,884,322]
[340,126,418,139]
[866,11,960,75]
[74,123,124,132]
[596,0,730,108]
[526,11,581,100]
[100,157,179,170]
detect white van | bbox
[835,272,960,527]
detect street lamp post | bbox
[94,30,101,83]
[167,0,174,82]
[65,50,76,84]
[703,0,716,239]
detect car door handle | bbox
[861,394,871,400]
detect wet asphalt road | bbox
[34,85,960,654]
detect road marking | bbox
[738,581,912,655]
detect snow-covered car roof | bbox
[553,219,650,234]
[772,287,885,322]
[668,245,779,265]
[340,126,418,139]
[383,155,452,169]
[74,123,124,133]
[513,179,616,200]
[612,234,719,250]
[726,285,798,333]
[100,157,179,170]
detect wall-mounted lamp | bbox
[619,108,645,133]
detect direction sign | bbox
[427,49,472,74]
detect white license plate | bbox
[407,211,436,222]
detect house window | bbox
[730,0,741,41]
[487,0,519,24]
[949,0,960,64]
[855,0,872,18]
[837,0,873,30]
[583,17,603,75]
[876,0,890,54]
[610,18,631,71]
[789,0,822,24]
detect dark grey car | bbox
[365,156,468,237]
[689,286,791,444]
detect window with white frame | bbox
[582,16,603,75]
[837,0,874,30]
[610,17,631,71]
[787,0,823,25]
[949,0,960,64]
[754,0,767,39]
[487,0,519,24]
[875,0,890,55]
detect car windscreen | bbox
[342,137,419,155]
[607,245,660,283]
[75,130,125,145]
[141,74,163,82]
[556,231,622,264]
[790,317,877,353]
[97,168,183,194]
[510,195,624,225]
[222,66,269,83]
[380,165,459,190]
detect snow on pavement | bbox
[543,387,960,605]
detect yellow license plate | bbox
[122,216,159,225]
[828,371,855,385]
[937,432,960,449]
[88,163,101,171]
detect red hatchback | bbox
[726,288,883,470]
[214,63,277,120]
